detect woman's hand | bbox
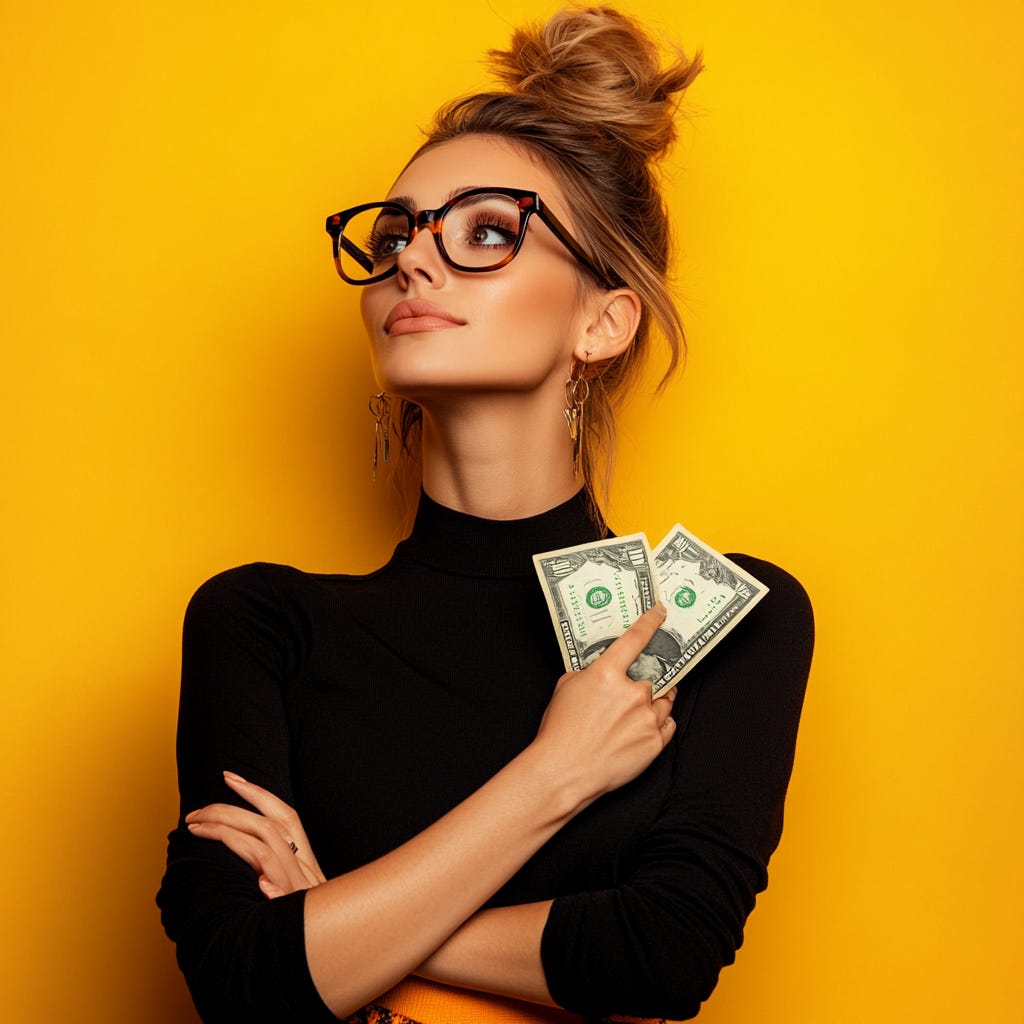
[533,602,678,806]
[185,772,326,899]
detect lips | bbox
[384,299,466,336]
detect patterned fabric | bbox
[342,978,670,1024]
[604,1018,669,1024]
[343,1004,670,1024]
[345,1006,424,1024]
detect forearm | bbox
[415,901,556,1007]
[304,745,580,1017]
[179,603,675,1018]
[304,607,675,1017]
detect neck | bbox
[417,387,581,520]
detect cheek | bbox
[359,288,380,336]
[493,266,583,344]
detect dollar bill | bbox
[532,533,658,673]
[533,525,768,697]
[647,525,768,696]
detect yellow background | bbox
[2,1,1021,1021]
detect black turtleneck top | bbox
[158,490,813,1022]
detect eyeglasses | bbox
[325,187,619,288]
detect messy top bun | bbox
[402,6,703,496]
[488,5,699,162]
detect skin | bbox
[184,135,671,1018]
[360,134,641,520]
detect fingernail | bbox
[654,602,667,618]
[224,770,247,783]
[187,822,199,831]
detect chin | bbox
[377,361,554,401]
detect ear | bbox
[573,288,642,363]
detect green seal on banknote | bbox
[533,525,768,692]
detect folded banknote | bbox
[533,524,768,697]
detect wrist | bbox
[515,738,596,823]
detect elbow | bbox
[551,945,729,1022]
[600,928,733,1022]
[543,894,742,1020]
[632,933,733,1020]
[170,930,341,1024]
[158,860,336,1022]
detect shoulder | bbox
[180,564,322,678]
[186,562,298,614]
[185,558,392,616]
[721,553,815,683]
[182,562,318,640]
[728,554,813,626]
[182,558,391,643]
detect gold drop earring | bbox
[368,392,391,479]
[563,359,590,479]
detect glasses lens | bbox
[338,205,411,282]
[441,193,523,269]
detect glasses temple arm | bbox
[327,217,376,275]
[537,204,621,290]
[338,234,375,275]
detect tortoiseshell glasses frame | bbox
[324,187,620,289]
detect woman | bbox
[158,8,814,1023]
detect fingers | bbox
[185,802,295,865]
[185,811,311,892]
[653,687,677,728]
[185,773,327,892]
[259,875,287,899]
[185,800,280,839]
[259,856,322,899]
[594,602,667,676]
[223,772,296,823]
[652,684,676,717]
[222,772,326,882]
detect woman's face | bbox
[360,134,595,404]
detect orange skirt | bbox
[344,976,671,1024]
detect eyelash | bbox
[365,227,406,261]
[361,207,520,264]
[461,213,518,247]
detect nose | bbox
[395,215,446,287]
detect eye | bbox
[442,194,523,265]
[466,221,517,247]
[366,228,408,262]
[462,215,518,249]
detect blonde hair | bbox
[392,6,703,503]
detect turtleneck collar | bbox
[399,488,607,579]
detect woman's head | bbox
[360,134,623,404]
[371,6,703,490]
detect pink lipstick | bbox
[384,299,466,337]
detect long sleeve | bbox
[540,558,813,1021]
[156,565,337,1023]
[157,494,814,1024]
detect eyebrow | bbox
[386,186,487,212]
